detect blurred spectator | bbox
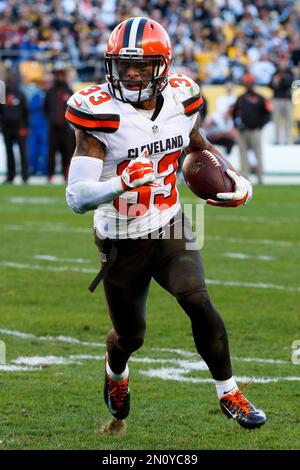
[216,81,237,115]
[0,0,298,85]
[203,109,237,155]
[232,74,272,183]
[43,65,74,181]
[270,57,294,144]
[0,73,29,183]
[205,51,229,84]
[249,53,276,86]
[0,0,299,181]
[203,82,237,154]
[228,51,248,84]
[26,79,49,176]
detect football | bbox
[182,150,234,200]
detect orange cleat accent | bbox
[220,384,266,429]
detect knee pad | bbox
[177,284,209,305]
[178,288,215,318]
[179,289,227,337]
[117,336,144,355]
[168,251,205,299]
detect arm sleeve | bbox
[66,156,125,214]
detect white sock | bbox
[106,360,129,381]
[215,377,238,399]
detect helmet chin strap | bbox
[120,82,154,103]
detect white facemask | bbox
[119,82,154,103]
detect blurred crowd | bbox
[0,0,299,183]
[0,0,299,83]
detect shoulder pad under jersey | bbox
[65,83,120,134]
[167,73,203,117]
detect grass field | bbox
[0,183,299,450]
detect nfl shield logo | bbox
[152,125,159,135]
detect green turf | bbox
[0,184,299,450]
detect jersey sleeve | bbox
[168,74,203,117]
[65,89,120,135]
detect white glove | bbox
[207,169,252,207]
[121,154,155,190]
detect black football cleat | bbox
[103,354,130,420]
[220,386,266,429]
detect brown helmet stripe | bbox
[122,18,134,48]
[135,18,147,48]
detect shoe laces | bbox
[108,376,129,408]
[223,382,253,415]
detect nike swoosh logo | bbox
[223,405,238,419]
[223,387,237,395]
[224,407,238,419]
[74,98,82,107]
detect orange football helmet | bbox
[105,17,173,103]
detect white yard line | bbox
[42,335,104,347]
[140,369,300,384]
[0,207,69,214]
[0,365,41,371]
[13,356,79,366]
[207,235,300,248]
[33,255,89,264]
[232,356,288,364]
[223,252,275,261]
[2,224,90,234]
[1,354,297,384]
[0,331,291,366]
[1,223,300,248]
[0,354,254,373]
[0,330,295,384]
[0,329,104,347]
[0,262,97,274]
[131,357,209,370]
[7,197,63,205]
[151,348,197,357]
[153,348,289,364]
[0,329,36,340]
[207,214,300,225]
[1,261,299,292]
[206,278,300,292]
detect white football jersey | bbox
[66,74,203,239]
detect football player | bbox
[65,17,266,430]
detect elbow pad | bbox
[66,156,124,214]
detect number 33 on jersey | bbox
[65,74,203,238]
